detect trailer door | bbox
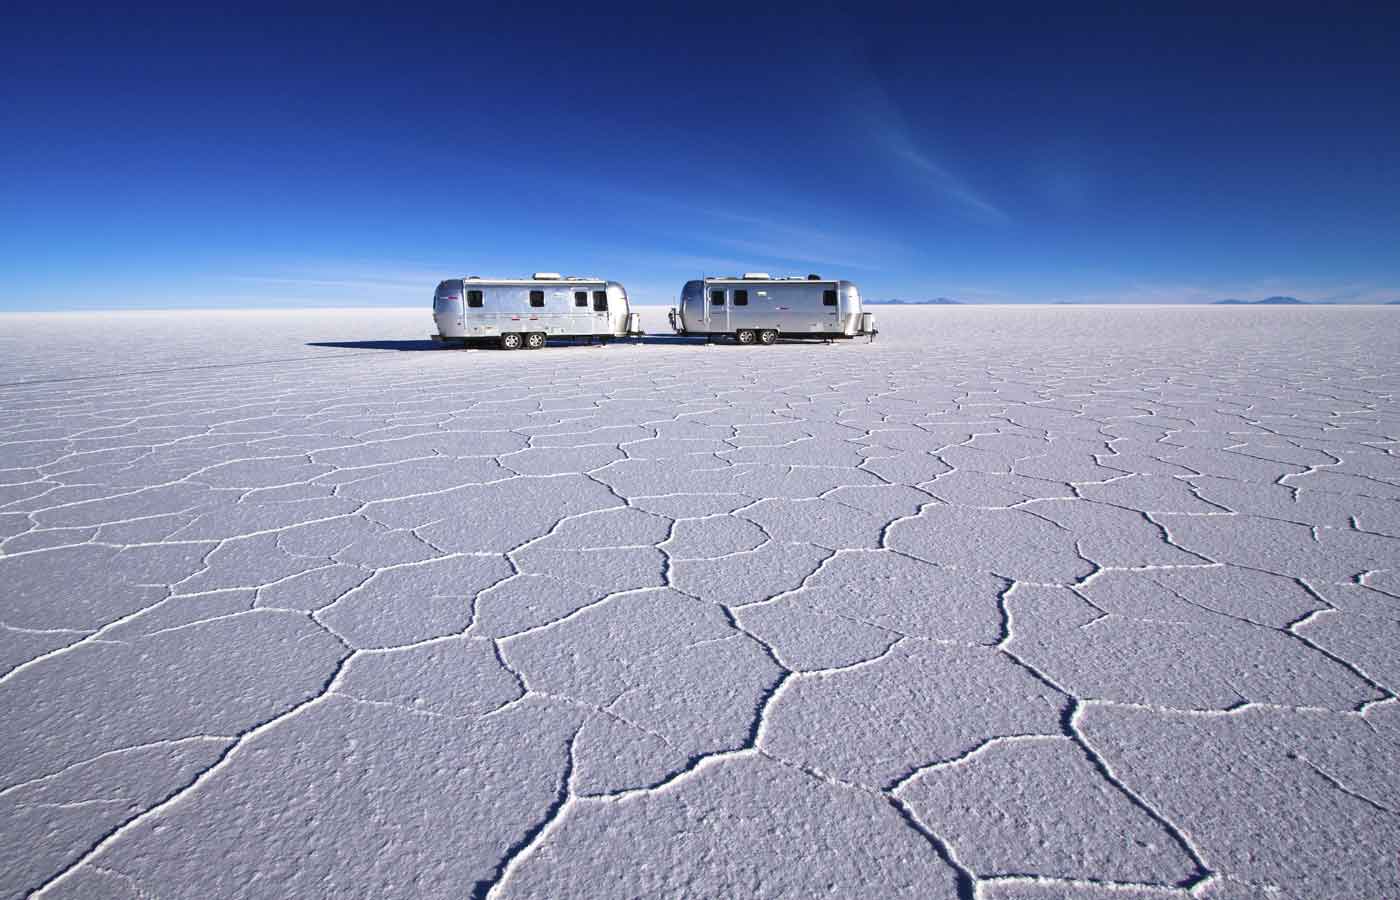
[569,290,590,336]
[708,287,728,333]
[591,289,611,335]
[822,287,840,331]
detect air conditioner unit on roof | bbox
[532,272,562,279]
[741,272,771,279]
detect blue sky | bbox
[3,3,1398,309]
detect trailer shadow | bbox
[307,336,711,352]
[307,340,442,351]
[307,335,851,352]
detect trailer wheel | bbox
[500,332,522,350]
[736,329,757,345]
[758,329,778,345]
[524,332,546,350]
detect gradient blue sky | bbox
[3,3,1398,309]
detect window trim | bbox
[592,290,608,312]
[710,289,726,306]
[822,289,838,307]
[467,290,484,308]
[529,290,545,308]
[574,291,588,308]
[733,289,748,306]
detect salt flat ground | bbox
[1,306,1397,900]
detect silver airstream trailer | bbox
[668,274,876,344]
[431,273,641,349]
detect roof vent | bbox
[741,272,771,279]
[807,273,822,280]
[467,275,481,280]
[532,272,562,280]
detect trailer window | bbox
[529,290,545,307]
[592,290,608,312]
[710,290,725,306]
[574,291,588,307]
[823,289,838,307]
[467,290,483,308]
[733,289,748,306]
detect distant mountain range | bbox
[866,297,961,305]
[1213,296,1309,305]
[1215,296,1400,305]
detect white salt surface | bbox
[1,305,1398,898]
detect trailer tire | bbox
[524,332,546,350]
[758,329,778,345]
[736,329,757,345]
[500,332,523,350]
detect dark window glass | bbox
[822,289,838,307]
[733,289,748,306]
[529,290,545,308]
[593,290,608,312]
[467,290,483,308]
[574,291,588,307]
[710,290,725,306]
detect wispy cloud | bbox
[878,133,1009,224]
[693,209,899,272]
[577,186,908,273]
[610,250,779,275]
[231,275,428,290]
[842,68,1008,224]
[213,264,448,305]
